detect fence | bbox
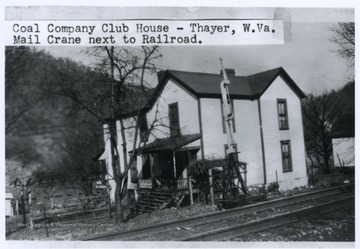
[177,178,189,190]
[9,178,110,223]
[138,178,190,191]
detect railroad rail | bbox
[84,184,354,241]
[181,195,354,241]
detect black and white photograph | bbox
[3,2,356,247]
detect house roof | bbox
[330,115,355,138]
[330,81,355,139]
[119,66,305,117]
[134,133,201,153]
[158,67,306,100]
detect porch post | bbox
[15,200,19,216]
[188,175,193,205]
[186,150,194,205]
[172,151,177,189]
[209,168,215,206]
[172,151,179,208]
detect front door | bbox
[142,154,152,179]
[175,150,197,178]
[152,152,174,179]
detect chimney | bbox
[157,70,167,84]
[220,68,235,77]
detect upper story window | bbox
[281,140,293,172]
[277,99,289,130]
[169,103,180,137]
[221,99,236,133]
[139,112,149,142]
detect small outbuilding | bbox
[6,192,14,217]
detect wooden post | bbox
[188,175,193,205]
[21,192,26,225]
[178,195,185,206]
[311,165,314,186]
[208,168,215,206]
[244,164,247,185]
[106,181,112,218]
[172,151,180,208]
[28,190,34,229]
[15,200,19,216]
[172,151,177,191]
[42,205,49,238]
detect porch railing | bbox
[138,179,153,189]
[177,178,189,190]
[138,178,190,190]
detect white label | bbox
[5,20,284,46]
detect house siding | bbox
[332,137,355,167]
[102,124,116,201]
[199,98,264,186]
[260,76,307,190]
[200,98,228,159]
[102,118,142,200]
[102,70,308,202]
[146,79,200,140]
[105,79,201,198]
[232,99,264,186]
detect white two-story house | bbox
[101,67,308,202]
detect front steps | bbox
[137,188,175,213]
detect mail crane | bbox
[219,58,248,200]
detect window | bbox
[169,103,180,137]
[277,99,289,130]
[221,99,236,133]
[280,140,293,172]
[139,112,149,142]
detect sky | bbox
[158,22,353,94]
[31,7,355,94]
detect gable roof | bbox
[119,67,305,118]
[330,110,355,139]
[159,67,305,100]
[330,116,355,138]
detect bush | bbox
[247,185,266,195]
[187,159,225,203]
[267,182,279,193]
[309,173,345,187]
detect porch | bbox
[138,178,192,193]
[132,134,201,211]
[136,178,199,213]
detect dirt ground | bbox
[233,206,355,242]
[6,202,354,241]
[6,202,218,240]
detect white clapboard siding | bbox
[103,70,309,201]
[259,76,307,190]
[332,137,355,167]
[146,78,200,140]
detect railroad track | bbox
[84,184,354,241]
[182,195,354,241]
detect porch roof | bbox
[136,134,201,153]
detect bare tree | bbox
[302,91,347,174]
[55,46,161,223]
[330,22,355,64]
